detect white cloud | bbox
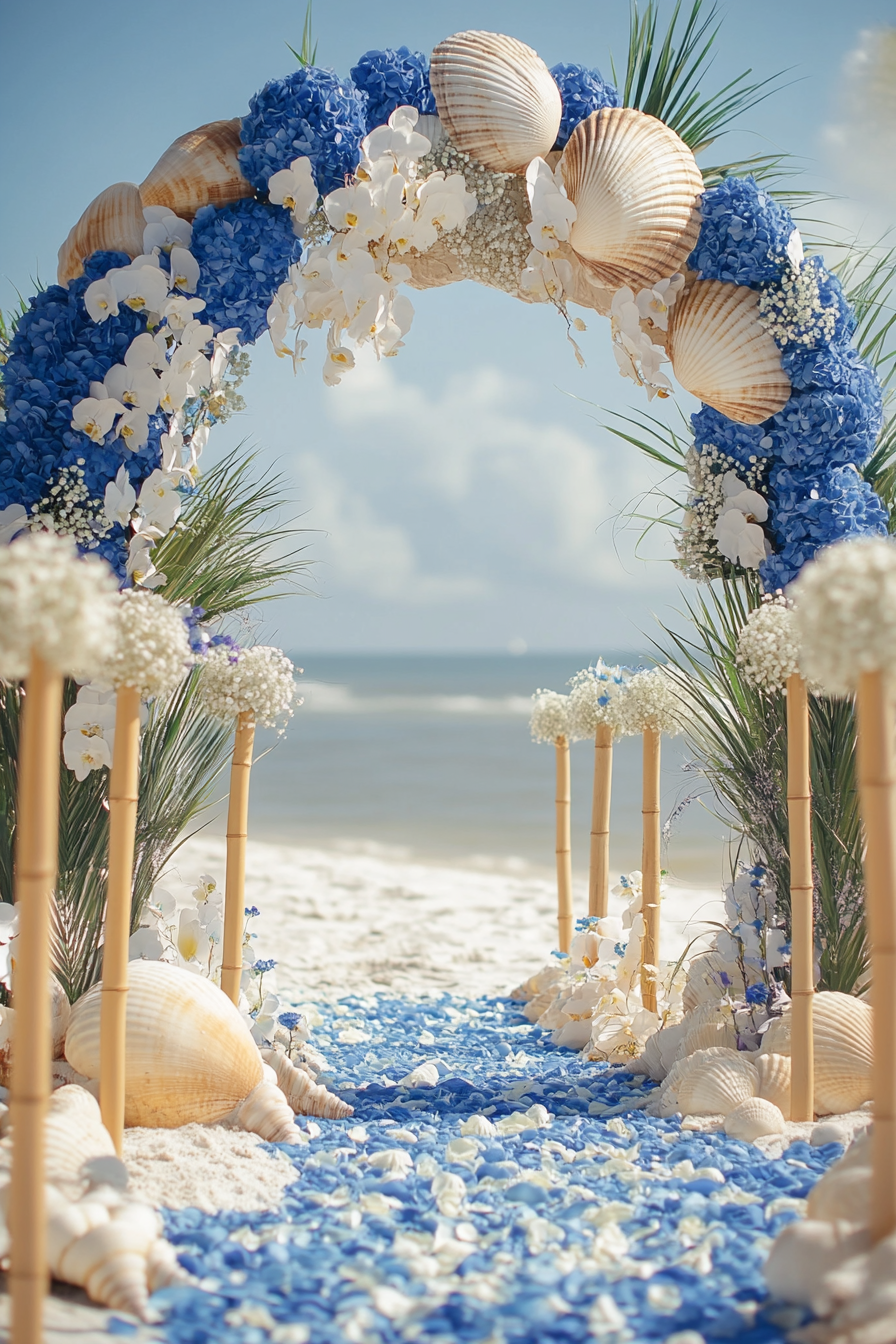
[819,25,896,237]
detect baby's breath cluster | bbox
[610,666,688,737]
[448,177,532,295]
[99,589,192,698]
[736,596,801,692]
[758,263,839,349]
[29,463,113,550]
[790,537,896,695]
[677,446,767,580]
[529,689,572,744]
[0,532,118,681]
[198,645,297,727]
[418,137,510,208]
[567,660,630,738]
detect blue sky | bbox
[2,0,893,652]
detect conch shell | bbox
[560,108,702,291]
[760,991,873,1115]
[65,961,305,1140]
[430,30,562,173]
[139,118,252,220]
[57,182,145,285]
[667,279,791,424]
[261,1047,353,1119]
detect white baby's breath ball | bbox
[567,660,630,738]
[0,532,118,681]
[198,645,296,727]
[736,595,801,692]
[99,589,192,698]
[790,537,896,695]
[530,689,572,744]
[610,666,688,737]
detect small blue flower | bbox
[745,983,769,1006]
[244,906,261,918]
[190,199,303,344]
[350,47,436,132]
[689,176,797,287]
[239,66,368,196]
[278,1011,303,1031]
[549,63,620,148]
[253,958,278,974]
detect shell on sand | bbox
[723,1096,785,1142]
[139,118,252,220]
[65,960,264,1129]
[807,1161,871,1226]
[683,1017,738,1057]
[560,108,702,292]
[755,1052,792,1121]
[760,991,873,1115]
[429,30,562,173]
[260,1047,353,1119]
[647,1045,747,1119]
[57,181,145,286]
[44,1086,116,1184]
[676,1049,759,1117]
[667,279,791,424]
[763,1220,871,1310]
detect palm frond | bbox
[286,1,318,68]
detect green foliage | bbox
[287,1,318,68]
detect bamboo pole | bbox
[221,711,256,1004]
[855,669,896,1242]
[588,724,613,918]
[9,652,64,1344]
[99,684,141,1156]
[787,672,815,1122]
[554,735,573,952]
[640,727,661,1014]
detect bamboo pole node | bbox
[786,672,815,1123]
[640,727,662,1014]
[554,735,574,953]
[221,711,257,1005]
[589,724,614,919]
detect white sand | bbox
[122,1124,300,1213]
[168,835,724,1001]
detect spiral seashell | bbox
[66,960,265,1129]
[755,1052,792,1120]
[676,1049,759,1117]
[760,991,873,1115]
[667,279,791,424]
[43,1086,116,1185]
[57,182,145,286]
[559,108,702,292]
[139,118,253,220]
[227,1079,302,1143]
[429,31,562,173]
[723,1096,785,1142]
[261,1047,353,1119]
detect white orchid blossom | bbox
[126,533,165,589]
[267,155,318,225]
[136,469,181,536]
[84,276,120,323]
[111,261,170,314]
[634,274,685,332]
[71,396,125,443]
[142,205,192,254]
[63,733,113,781]
[362,107,431,174]
[162,295,207,332]
[62,684,117,780]
[609,284,674,400]
[713,472,770,567]
[525,157,577,253]
[115,407,150,451]
[124,331,169,370]
[104,465,136,528]
[169,247,200,294]
[99,362,160,412]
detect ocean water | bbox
[207,653,733,889]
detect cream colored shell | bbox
[755,1051,792,1120]
[723,1096,785,1142]
[430,30,562,173]
[140,118,253,220]
[676,1048,759,1116]
[57,182,145,285]
[560,108,702,291]
[760,991,873,1114]
[65,960,264,1128]
[683,1017,738,1057]
[667,279,791,424]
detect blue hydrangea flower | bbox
[765,381,883,471]
[549,63,620,148]
[691,404,774,469]
[688,176,797,287]
[350,47,436,132]
[761,464,888,589]
[239,66,368,196]
[782,340,874,395]
[190,199,303,345]
[745,982,769,1006]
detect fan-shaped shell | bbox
[667,279,791,424]
[677,1049,759,1116]
[139,118,253,220]
[807,1160,871,1226]
[65,960,264,1128]
[723,1096,785,1142]
[560,108,702,292]
[57,182,145,286]
[683,1017,738,1057]
[429,31,562,173]
[755,1052,792,1120]
[760,991,873,1115]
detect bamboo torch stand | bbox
[99,684,141,1156]
[856,669,896,1242]
[221,711,256,1005]
[554,735,573,952]
[640,727,661,1014]
[588,724,613,918]
[787,673,815,1122]
[9,653,64,1344]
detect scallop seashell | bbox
[65,960,264,1129]
[667,279,791,424]
[57,182,145,286]
[51,974,71,1060]
[640,1021,687,1082]
[759,991,873,1115]
[807,1160,871,1226]
[677,1050,759,1117]
[723,1096,785,1142]
[755,1052,792,1120]
[683,1017,738,1057]
[261,1048,353,1119]
[140,118,253,220]
[560,108,702,291]
[429,31,562,173]
[646,1045,743,1118]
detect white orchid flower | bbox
[268,156,318,223]
[169,247,200,294]
[525,157,577,252]
[520,249,573,302]
[104,465,136,529]
[128,925,164,961]
[0,503,28,545]
[362,106,431,173]
[102,362,160,412]
[714,508,769,569]
[115,407,150,451]
[111,263,170,314]
[84,277,120,323]
[124,331,168,370]
[62,730,113,781]
[71,396,125,443]
[322,344,355,386]
[178,318,214,352]
[126,533,165,589]
[634,274,685,331]
[160,429,185,474]
[136,469,182,534]
[250,993,282,1045]
[177,909,202,962]
[64,694,116,744]
[162,295,207,332]
[142,206,192,254]
[415,171,476,238]
[610,287,642,338]
[325,182,381,236]
[786,229,804,271]
[158,369,190,415]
